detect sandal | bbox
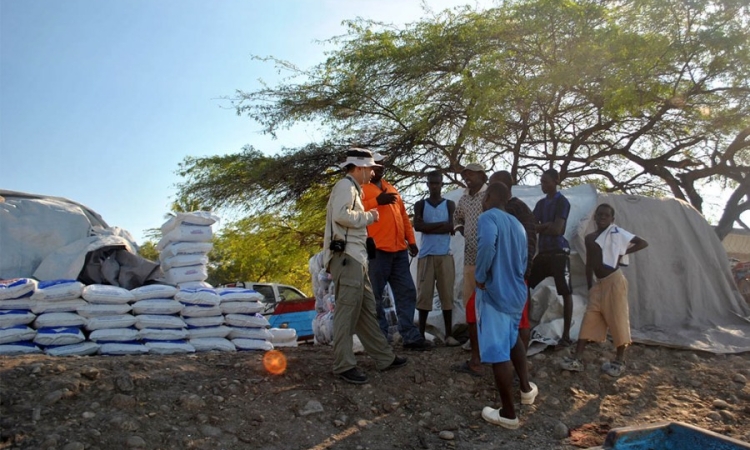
[451,361,483,378]
[601,360,625,377]
[560,356,584,372]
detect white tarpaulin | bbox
[0,190,159,287]
[1,190,109,279]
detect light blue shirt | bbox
[418,199,451,258]
[475,208,527,315]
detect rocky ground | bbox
[1,341,749,450]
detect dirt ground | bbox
[1,341,749,450]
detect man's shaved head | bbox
[490,170,513,187]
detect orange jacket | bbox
[362,179,416,252]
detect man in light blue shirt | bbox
[413,171,457,346]
[475,182,538,429]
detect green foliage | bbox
[137,241,160,263]
[206,204,324,292]
[178,0,749,239]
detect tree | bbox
[137,240,160,262]
[206,187,327,290]
[178,0,749,239]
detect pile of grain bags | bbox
[156,212,219,289]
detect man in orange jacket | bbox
[363,153,432,351]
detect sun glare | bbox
[263,350,288,375]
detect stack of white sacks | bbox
[179,287,234,352]
[220,287,273,351]
[308,251,365,353]
[81,284,139,355]
[310,252,335,345]
[0,279,275,356]
[157,211,219,289]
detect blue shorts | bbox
[476,289,521,363]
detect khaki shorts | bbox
[462,264,476,307]
[416,255,455,311]
[578,270,631,348]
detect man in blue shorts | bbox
[529,168,574,348]
[475,182,538,429]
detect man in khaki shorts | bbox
[560,203,648,377]
[413,171,458,346]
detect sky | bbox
[0,0,742,245]
[1,0,496,244]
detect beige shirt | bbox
[455,183,487,266]
[324,175,377,268]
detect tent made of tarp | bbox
[0,190,161,288]
[413,184,750,354]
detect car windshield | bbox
[253,285,275,304]
[278,286,304,301]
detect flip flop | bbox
[451,361,483,378]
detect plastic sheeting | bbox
[412,185,750,354]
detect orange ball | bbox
[263,350,287,375]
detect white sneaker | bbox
[481,407,519,429]
[462,340,472,351]
[520,382,538,405]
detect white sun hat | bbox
[339,148,383,168]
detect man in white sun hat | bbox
[324,148,408,384]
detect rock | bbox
[179,394,206,410]
[537,370,549,379]
[333,419,345,427]
[690,379,702,388]
[40,436,59,449]
[299,400,324,416]
[732,373,747,384]
[44,390,64,405]
[62,443,85,450]
[126,435,146,447]
[707,411,723,421]
[82,411,96,419]
[438,430,455,440]
[720,410,736,422]
[414,371,426,384]
[546,396,561,407]
[713,399,730,410]
[553,421,569,439]
[111,394,136,409]
[81,367,100,380]
[32,407,41,422]
[200,425,222,437]
[116,374,135,393]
